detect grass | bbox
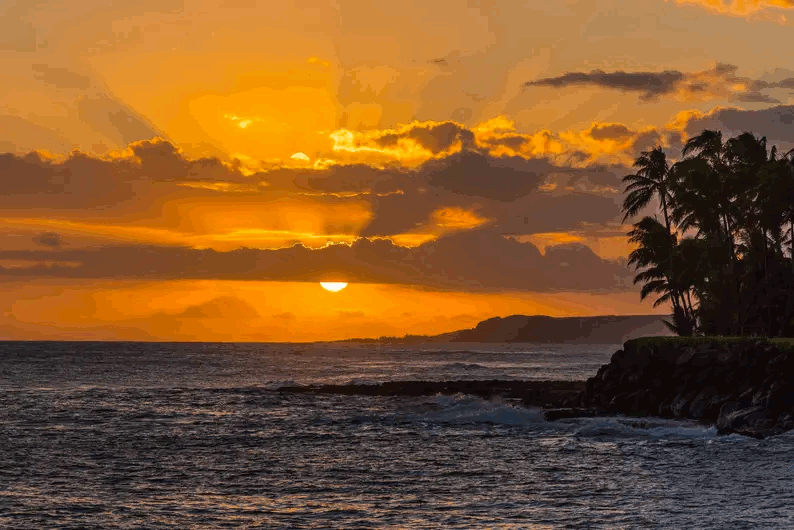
[626,336,779,351]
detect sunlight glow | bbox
[320,282,348,292]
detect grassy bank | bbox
[626,336,794,352]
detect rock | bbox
[716,406,774,438]
[580,338,794,439]
[688,388,732,421]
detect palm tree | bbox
[624,130,794,337]
[676,131,734,257]
[622,147,675,234]
[627,216,694,336]
[622,147,684,316]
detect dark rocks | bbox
[278,379,586,407]
[717,406,772,439]
[580,338,794,439]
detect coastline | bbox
[570,337,794,438]
[275,337,794,439]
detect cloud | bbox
[374,121,475,154]
[525,69,685,101]
[524,64,794,103]
[325,117,680,171]
[668,0,794,20]
[674,104,794,149]
[328,120,475,164]
[419,150,552,201]
[492,192,623,235]
[177,296,260,319]
[0,234,632,293]
[588,123,635,141]
[0,125,632,255]
[0,138,257,209]
[32,232,62,249]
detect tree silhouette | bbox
[623,130,794,337]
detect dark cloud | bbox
[0,134,632,293]
[629,130,665,155]
[32,232,62,249]
[547,243,629,292]
[493,192,621,234]
[715,63,739,76]
[588,123,634,141]
[266,147,626,238]
[265,164,409,196]
[374,122,475,153]
[420,150,552,201]
[360,189,444,237]
[0,139,255,209]
[0,149,153,210]
[683,105,794,149]
[736,92,782,104]
[0,135,627,252]
[525,64,792,103]
[32,64,92,90]
[0,233,632,293]
[524,69,685,101]
[357,148,603,236]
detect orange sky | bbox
[2,0,794,340]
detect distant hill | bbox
[343,314,672,344]
[450,315,671,343]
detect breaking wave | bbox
[572,417,719,439]
[409,394,543,425]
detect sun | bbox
[320,282,348,292]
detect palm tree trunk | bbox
[686,289,695,322]
[763,233,772,337]
[659,189,684,315]
[789,219,794,272]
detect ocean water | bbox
[1,342,793,529]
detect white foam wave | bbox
[411,394,543,425]
[573,418,718,439]
[437,362,489,371]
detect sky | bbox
[3,0,794,341]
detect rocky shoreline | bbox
[277,338,794,439]
[560,337,794,439]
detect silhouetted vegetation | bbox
[623,130,794,337]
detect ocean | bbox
[1,341,792,528]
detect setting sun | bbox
[320,282,348,292]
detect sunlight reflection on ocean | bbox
[1,342,793,528]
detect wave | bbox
[409,394,543,426]
[572,418,719,439]
[436,362,489,371]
